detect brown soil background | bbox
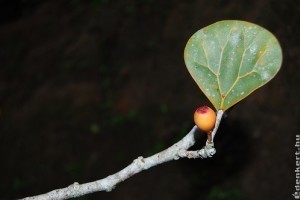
[0,0,299,199]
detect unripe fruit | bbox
[194,106,216,132]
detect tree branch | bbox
[21,110,224,200]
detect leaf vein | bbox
[218,22,236,109]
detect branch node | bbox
[134,156,148,170]
[105,186,114,192]
[70,182,80,190]
[173,155,180,160]
[101,179,115,192]
[177,149,186,158]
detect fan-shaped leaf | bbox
[184,20,282,111]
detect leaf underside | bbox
[184,20,282,111]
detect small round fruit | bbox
[194,106,216,132]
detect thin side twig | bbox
[21,110,224,200]
[211,110,224,142]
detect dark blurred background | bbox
[0,0,299,199]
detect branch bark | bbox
[21,110,224,200]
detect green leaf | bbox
[184,20,282,111]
